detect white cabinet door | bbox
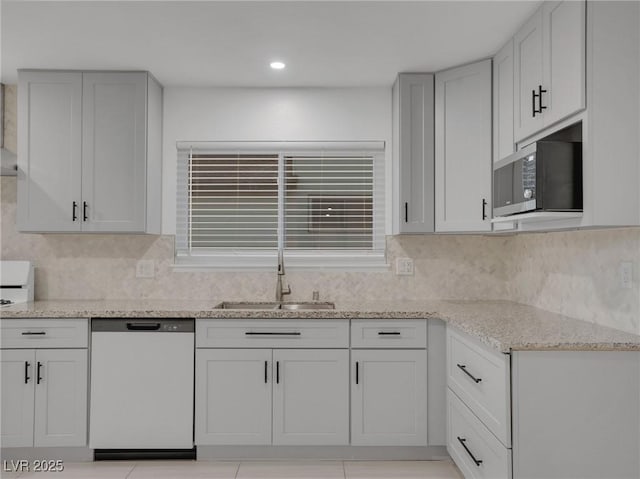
[195,349,272,445]
[493,39,515,163]
[273,349,349,445]
[514,6,544,142]
[351,350,427,446]
[435,59,492,232]
[17,71,82,232]
[542,0,586,126]
[393,74,435,233]
[1,349,35,447]
[33,349,87,447]
[81,72,147,232]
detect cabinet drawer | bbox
[447,327,510,446]
[196,320,349,349]
[1,319,88,348]
[447,388,511,479]
[351,320,427,348]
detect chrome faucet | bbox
[276,249,291,302]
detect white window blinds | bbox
[176,142,386,270]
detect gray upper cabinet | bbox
[493,39,515,163]
[514,0,585,142]
[435,60,492,233]
[392,74,434,234]
[17,71,83,232]
[17,70,162,234]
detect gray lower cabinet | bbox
[351,319,429,447]
[0,319,89,449]
[195,319,350,446]
[447,326,640,479]
[17,70,162,233]
[195,348,349,446]
[351,349,427,446]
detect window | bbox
[176,142,386,270]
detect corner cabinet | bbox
[17,70,162,233]
[0,319,89,448]
[392,74,435,234]
[435,60,492,233]
[446,326,640,479]
[514,1,585,142]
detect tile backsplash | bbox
[2,176,639,334]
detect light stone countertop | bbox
[1,299,640,353]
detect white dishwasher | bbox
[90,318,194,459]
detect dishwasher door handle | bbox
[126,322,161,331]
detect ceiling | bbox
[1,1,541,87]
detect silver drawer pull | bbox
[245,332,301,336]
[457,364,482,383]
[21,331,46,336]
[457,437,483,467]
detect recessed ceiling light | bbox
[270,61,286,70]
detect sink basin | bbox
[216,301,335,310]
[217,302,280,310]
[280,302,335,310]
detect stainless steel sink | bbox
[216,301,335,310]
[279,302,335,310]
[217,302,280,310]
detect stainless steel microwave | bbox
[493,141,582,217]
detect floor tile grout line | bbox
[342,460,347,479]
[234,461,241,479]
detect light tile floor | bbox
[3,460,464,479]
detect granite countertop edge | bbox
[2,299,640,353]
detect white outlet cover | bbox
[136,260,155,279]
[395,257,414,276]
[619,261,633,289]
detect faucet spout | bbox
[276,249,291,302]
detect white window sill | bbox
[172,252,389,273]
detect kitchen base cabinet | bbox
[512,351,640,479]
[195,320,350,447]
[447,389,511,479]
[273,349,349,446]
[447,326,640,479]
[351,349,427,446]
[196,349,271,445]
[0,349,88,448]
[1,349,35,447]
[1,319,89,450]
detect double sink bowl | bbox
[216,301,335,310]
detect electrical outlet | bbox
[619,261,633,289]
[136,260,155,279]
[395,257,414,276]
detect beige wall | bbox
[2,176,639,335]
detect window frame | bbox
[174,141,388,272]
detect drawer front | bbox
[447,327,510,446]
[351,320,427,348]
[196,320,349,348]
[447,388,511,479]
[1,319,88,348]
